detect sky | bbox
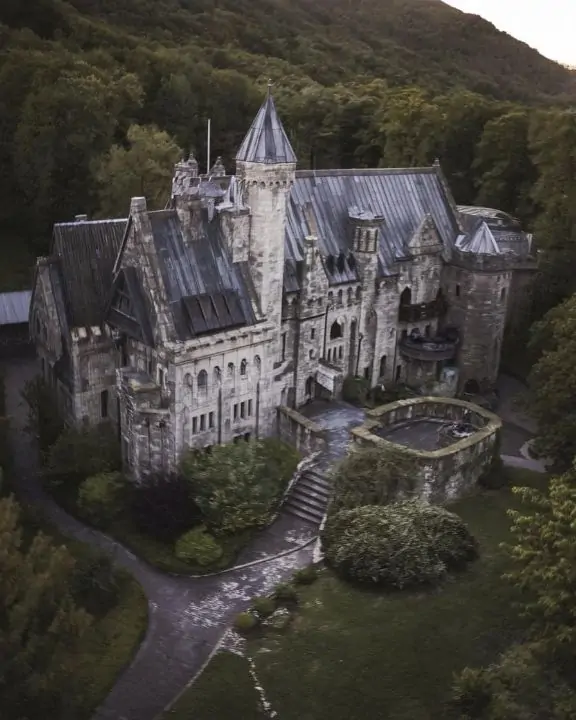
[444,1,575,67]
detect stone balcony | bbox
[399,333,458,362]
[398,295,448,323]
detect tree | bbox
[528,110,576,316]
[528,295,576,470]
[13,62,142,232]
[474,110,536,220]
[93,124,182,218]
[181,438,299,534]
[452,469,576,718]
[0,494,93,719]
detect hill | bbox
[2,0,576,103]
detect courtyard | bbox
[165,466,546,720]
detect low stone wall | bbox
[277,405,326,456]
[351,397,502,505]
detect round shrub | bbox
[273,582,298,604]
[77,471,126,524]
[234,611,258,632]
[250,596,276,618]
[174,526,223,567]
[322,502,478,589]
[293,566,319,585]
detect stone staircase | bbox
[283,467,332,525]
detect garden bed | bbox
[163,467,547,720]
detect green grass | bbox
[166,467,547,720]
[69,570,148,719]
[165,652,266,719]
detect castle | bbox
[29,90,536,477]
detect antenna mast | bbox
[206,118,211,175]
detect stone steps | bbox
[283,468,331,525]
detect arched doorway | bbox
[305,375,315,398]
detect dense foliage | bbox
[0,492,130,720]
[527,295,576,470]
[181,438,299,534]
[0,0,575,295]
[322,502,478,588]
[330,445,418,513]
[174,525,223,567]
[77,471,126,524]
[452,470,576,718]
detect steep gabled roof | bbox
[236,91,297,165]
[285,168,460,285]
[147,209,257,340]
[52,219,127,327]
[455,221,500,255]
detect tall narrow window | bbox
[233,404,238,420]
[455,284,461,297]
[192,417,198,434]
[197,370,208,393]
[248,399,253,416]
[240,401,246,419]
[209,411,214,429]
[281,332,287,361]
[240,359,247,376]
[200,414,206,431]
[380,355,387,377]
[100,390,109,419]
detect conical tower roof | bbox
[236,87,297,165]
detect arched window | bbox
[347,287,353,304]
[254,355,261,375]
[337,289,343,305]
[327,348,332,361]
[240,359,247,376]
[213,366,221,384]
[338,346,343,359]
[100,389,109,419]
[379,354,387,377]
[197,370,208,393]
[355,287,361,301]
[227,362,235,378]
[330,320,343,340]
[500,287,506,302]
[184,372,192,390]
[400,287,412,306]
[328,291,333,304]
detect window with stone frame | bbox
[197,370,208,394]
[240,359,248,376]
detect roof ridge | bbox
[295,167,436,178]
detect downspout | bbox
[255,381,260,437]
[355,332,363,376]
[217,387,223,445]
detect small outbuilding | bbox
[0,290,33,357]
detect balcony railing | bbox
[398,296,448,323]
[399,332,458,362]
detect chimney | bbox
[130,197,147,215]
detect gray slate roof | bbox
[286,169,460,284]
[53,219,127,327]
[148,209,257,340]
[0,290,32,326]
[236,92,297,165]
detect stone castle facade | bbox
[29,91,536,477]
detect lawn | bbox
[165,652,266,720]
[164,467,547,720]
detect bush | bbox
[181,438,299,534]
[175,526,223,566]
[45,422,121,490]
[293,566,319,585]
[130,472,201,542]
[234,611,258,632]
[77,472,126,524]
[322,502,478,589]
[331,445,418,513]
[250,596,276,618]
[342,375,369,405]
[273,582,298,604]
[70,548,119,616]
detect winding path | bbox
[3,357,545,720]
[3,358,315,720]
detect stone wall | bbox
[351,397,502,505]
[276,405,326,456]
